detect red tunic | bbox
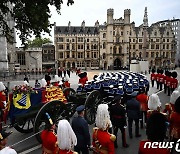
[150,73,156,81]
[170,112,180,139]
[139,140,170,154]
[92,128,115,154]
[163,75,167,84]
[170,78,178,89]
[58,149,76,154]
[166,77,172,87]
[0,91,6,109]
[53,82,59,87]
[41,130,58,154]
[156,74,160,82]
[79,77,88,87]
[159,74,164,83]
[136,94,148,111]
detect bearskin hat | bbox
[175,96,180,113]
[171,71,177,79]
[165,71,169,76]
[146,112,167,141]
[152,69,156,73]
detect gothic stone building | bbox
[54,8,176,70]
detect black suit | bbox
[72,116,90,154]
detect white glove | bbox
[3,101,7,107]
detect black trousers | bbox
[74,146,89,154]
[113,126,127,147]
[159,82,163,91]
[128,118,140,137]
[140,111,147,128]
[164,84,167,93]
[156,81,159,89]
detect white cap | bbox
[0,82,5,91]
[170,90,180,104]
[55,75,59,82]
[57,120,77,150]
[95,104,112,130]
[23,81,29,86]
[148,94,161,110]
[41,78,47,87]
[109,85,114,88]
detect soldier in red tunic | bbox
[150,69,156,87]
[166,72,173,96]
[62,77,70,88]
[41,113,58,154]
[170,71,178,93]
[156,68,160,89]
[136,88,149,129]
[92,104,115,154]
[57,120,78,154]
[0,82,6,131]
[78,72,88,87]
[159,69,165,91]
[163,71,169,94]
[139,113,170,154]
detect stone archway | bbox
[114,58,121,70]
[104,61,107,70]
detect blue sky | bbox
[16,0,180,46]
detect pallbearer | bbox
[159,69,164,91]
[166,72,172,96]
[156,68,160,89]
[163,71,169,94]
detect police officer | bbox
[72,105,91,154]
[126,91,141,138]
[110,95,129,148]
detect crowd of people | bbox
[0,68,180,153]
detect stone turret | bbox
[124,9,131,24]
[107,8,114,25]
[81,20,85,29]
[143,7,148,27]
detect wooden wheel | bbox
[63,88,76,102]
[84,90,102,124]
[34,100,66,143]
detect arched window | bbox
[156,52,159,58]
[139,52,142,58]
[103,42,106,49]
[103,53,106,59]
[113,46,116,54]
[103,33,106,38]
[133,52,136,58]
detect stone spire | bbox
[143,7,148,27]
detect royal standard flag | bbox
[13,93,31,109]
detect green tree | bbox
[27,37,52,47]
[0,0,74,46]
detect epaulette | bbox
[110,134,116,142]
[93,127,99,133]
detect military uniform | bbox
[110,102,128,148]
[170,112,180,140]
[92,127,115,154]
[41,129,58,154]
[0,91,6,131]
[150,70,156,87]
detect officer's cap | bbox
[76,105,85,112]
[131,91,138,97]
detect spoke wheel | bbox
[63,88,76,102]
[84,90,102,124]
[34,100,66,143]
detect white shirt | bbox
[0,147,17,154]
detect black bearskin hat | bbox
[160,69,164,74]
[78,72,87,78]
[157,68,160,74]
[146,113,167,142]
[175,96,180,113]
[165,71,169,76]
[171,71,177,79]
[152,69,156,73]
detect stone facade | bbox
[54,8,176,70]
[153,19,180,66]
